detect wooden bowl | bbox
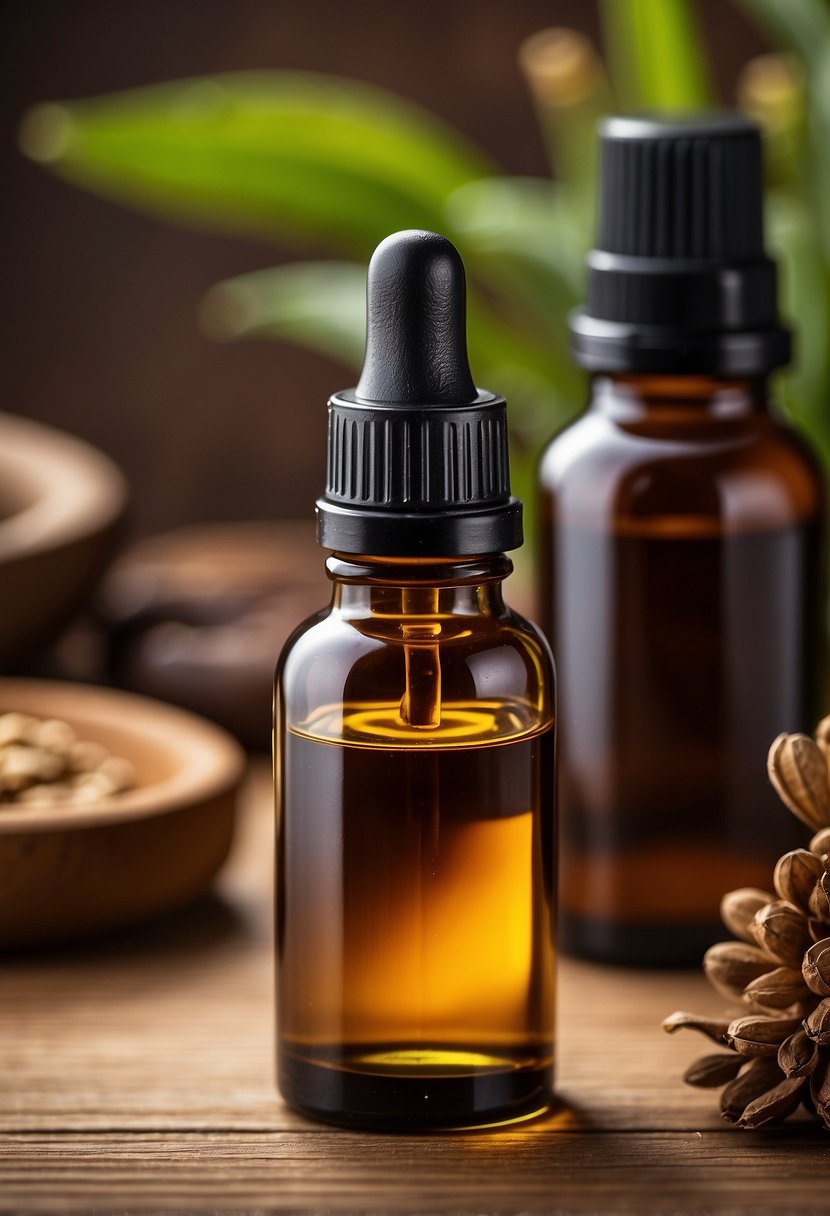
[0,412,128,665]
[0,679,245,949]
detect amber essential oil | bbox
[278,697,554,1127]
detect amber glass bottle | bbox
[539,116,825,966]
[276,232,556,1129]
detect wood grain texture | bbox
[1,762,826,1213]
[2,1130,829,1214]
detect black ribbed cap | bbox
[570,113,791,374]
[316,230,522,556]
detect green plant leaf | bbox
[202,257,580,421]
[445,180,587,430]
[767,193,830,465]
[447,176,586,322]
[739,5,830,264]
[199,256,576,424]
[201,256,581,550]
[737,0,830,67]
[600,0,714,110]
[19,72,494,253]
[517,27,611,197]
[800,40,830,266]
[201,261,367,366]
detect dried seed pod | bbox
[669,713,830,1133]
[810,918,827,942]
[810,1052,830,1130]
[720,1057,782,1123]
[683,1053,746,1088]
[774,849,825,910]
[753,900,811,967]
[804,998,830,1046]
[768,732,830,831]
[703,941,774,1001]
[727,1014,802,1057]
[736,1075,806,1129]
[721,888,775,944]
[809,871,830,923]
[810,826,830,859]
[802,937,830,998]
[816,714,830,762]
[662,1011,731,1045]
[778,1028,819,1078]
[743,965,807,1011]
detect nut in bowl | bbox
[0,710,137,807]
[0,679,245,949]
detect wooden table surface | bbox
[1,764,827,1215]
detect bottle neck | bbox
[326,554,511,618]
[589,373,769,422]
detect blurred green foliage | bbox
[18,0,830,534]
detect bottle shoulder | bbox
[539,404,825,532]
[276,601,555,732]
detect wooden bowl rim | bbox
[0,679,246,834]
[0,412,128,562]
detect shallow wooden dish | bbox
[0,679,245,949]
[0,411,127,664]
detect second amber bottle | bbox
[539,116,825,966]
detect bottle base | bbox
[278,1042,554,1131]
[560,911,722,968]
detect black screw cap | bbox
[317,230,522,557]
[570,112,791,375]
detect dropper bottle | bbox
[275,230,556,1130]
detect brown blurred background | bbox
[0,0,766,537]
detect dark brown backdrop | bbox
[0,0,765,536]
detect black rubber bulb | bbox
[355,230,478,405]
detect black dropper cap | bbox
[316,230,522,557]
[570,113,791,375]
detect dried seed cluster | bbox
[0,712,134,807]
[663,717,830,1130]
